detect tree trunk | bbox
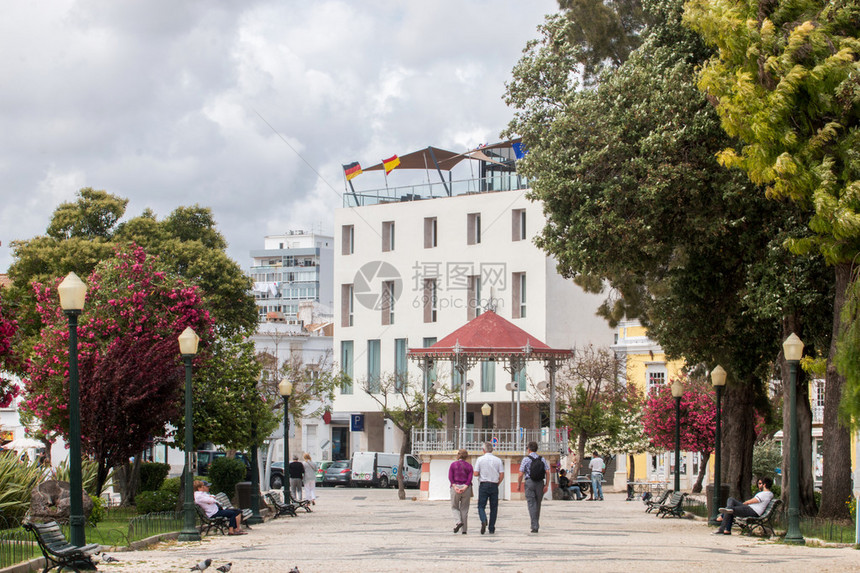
[819,263,853,519]
[397,428,412,500]
[692,451,710,493]
[576,433,587,476]
[721,381,756,500]
[115,456,142,506]
[780,315,817,516]
[628,453,635,482]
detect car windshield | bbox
[329,462,349,470]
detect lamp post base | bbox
[178,529,202,542]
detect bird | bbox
[190,558,213,571]
[101,553,120,563]
[216,564,232,573]
[289,567,301,573]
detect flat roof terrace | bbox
[342,172,530,207]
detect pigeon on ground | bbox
[289,567,301,573]
[190,558,213,571]
[216,564,232,572]
[101,553,120,562]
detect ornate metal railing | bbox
[412,427,566,455]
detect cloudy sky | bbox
[0,0,558,273]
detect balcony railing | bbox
[412,427,566,455]
[344,174,530,207]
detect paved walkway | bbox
[103,490,858,573]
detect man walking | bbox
[473,441,504,534]
[518,441,550,533]
[589,451,605,501]
[288,454,305,501]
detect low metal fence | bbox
[0,515,39,569]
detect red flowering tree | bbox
[21,246,213,492]
[642,374,716,492]
[0,295,21,408]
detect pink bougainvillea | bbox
[21,245,214,490]
[0,296,21,408]
[641,374,716,455]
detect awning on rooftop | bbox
[364,139,522,172]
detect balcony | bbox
[412,427,565,455]
[344,174,530,207]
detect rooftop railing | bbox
[343,174,530,207]
[412,427,565,455]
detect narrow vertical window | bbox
[394,338,407,390]
[382,221,395,252]
[423,279,438,323]
[467,213,482,245]
[367,339,381,393]
[424,217,438,248]
[381,280,395,325]
[341,225,354,255]
[512,209,526,241]
[481,360,495,392]
[512,272,526,318]
[467,275,481,320]
[341,284,354,327]
[340,341,354,394]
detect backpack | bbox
[528,455,546,481]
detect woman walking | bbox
[448,449,473,534]
[302,453,318,505]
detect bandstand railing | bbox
[412,428,566,455]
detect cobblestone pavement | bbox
[101,489,858,573]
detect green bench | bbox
[736,498,782,537]
[23,521,99,573]
[195,504,230,536]
[265,492,298,518]
[655,491,687,518]
[214,492,253,528]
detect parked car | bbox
[316,461,333,484]
[323,460,352,487]
[350,452,421,488]
[269,461,285,489]
[197,450,253,481]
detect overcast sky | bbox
[0,0,558,273]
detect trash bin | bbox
[235,481,255,509]
[706,483,731,516]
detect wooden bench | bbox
[23,521,99,573]
[644,489,672,513]
[655,491,687,518]
[284,490,312,513]
[195,504,229,536]
[214,492,253,528]
[736,498,782,537]
[265,492,298,518]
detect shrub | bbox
[135,490,176,514]
[160,476,181,496]
[209,457,246,497]
[751,439,781,484]
[0,451,44,522]
[139,462,170,492]
[89,495,105,525]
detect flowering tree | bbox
[587,384,652,481]
[20,246,213,492]
[642,374,716,492]
[0,295,21,408]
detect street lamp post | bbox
[58,272,87,549]
[279,380,293,501]
[670,378,684,492]
[783,333,805,544]
[709,365,726,526]
[177,327,201,542]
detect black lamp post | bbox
[177,327,201,542]
[58,272,87,548]
[709,365,726,526]
[279,380,293,500]
[783,333,805,544]
[670,378,684,492]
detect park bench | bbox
[265,492,298,518]
[23,521,99,573]
[655,491,687,518]
[644,489,672,513]
[284,490,312,513]
[214,492,253,528]
[736,498,782,537]
[195,504,230,536]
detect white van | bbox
[350,452,421,488]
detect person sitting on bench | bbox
[194,480,247,535]
[558,469,584,500]
[714,476,773,535]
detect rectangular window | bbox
[514,365,527,391]
[341,284,354,327]
[382,221,395,252]
[394,338,408,390]
[340,341,354,394]
[381,281,395,325]
[481,360,495,392]
[467,213,481,245]
[467,275,481,320]
[424,217,437,248]
[341,225,354,255]
[367,339,381,393]
[512,272,526,318]
[423,279,438,323]
[451,365,463,391]
[423,337,437,390]
[647,368,666,394]
[512,209,526,241]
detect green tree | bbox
[586,384,651,482]
[684,0,859,519]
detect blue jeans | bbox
[477,482,499,531]
[591,472,604,500]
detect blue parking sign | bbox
[351,414,364,432]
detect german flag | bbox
[383,155,400,175]
[343,162,362,181]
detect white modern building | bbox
[331,142,616,459]
[249,230,334,325]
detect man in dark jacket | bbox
[288,454,305,501]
